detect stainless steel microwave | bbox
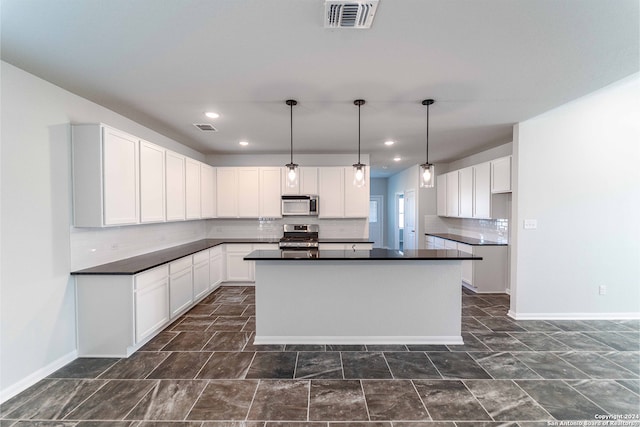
[281,195,319,216]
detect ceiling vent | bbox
[325,0,379,29]
[193,123,218,132]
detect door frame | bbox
[369,195,384,248]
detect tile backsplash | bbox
[424,215,509,243]
[207,217,368,240]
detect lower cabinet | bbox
[192,250,210,302]
[210,245,225,290]
[226,243,278,282]
[134,265,170,344]
[169,256,194,318]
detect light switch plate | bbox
[523,219,537,229]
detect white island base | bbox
[254,259,463,345]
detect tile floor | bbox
[2,285,639,427]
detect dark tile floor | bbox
[2,286,639,427]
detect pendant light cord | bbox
[426,102,429,164]
[290,102,293,164]
[358,102,361,163]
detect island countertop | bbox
[245,248,482,261]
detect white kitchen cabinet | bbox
[185,158,201,220]
[192,250,210,302]
[281,167,319,195]
[458,167,473,218]
[165,150,186,222]
[259,167,282,218]
[473,162,492,219]
[216,167,238,217]
[436,174,447,216]
[446,171,460,217]
[318,167,345,218]
[457,243,474,287]
[344,167,370,218]
[226,244,255,282]
[139,140,166,223]
[72,124,140,227]
[444,239,458,250]
[238,168,260,217]
[200,163,216,218]
[216,167,261,218]
[491,155,512,193]
[134,265,170,343]
[169,256,193,318]
[209,245,224,290]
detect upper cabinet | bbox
[200,163,216,219]
[216,167,279,218]
[491,155,512,193]
[436,156,510,220]
[281,167,319,195]
[140,140,166,223]
[185,158,201,220]
[318,167,369,218]
[165,150,186,222]
[72,124,140,227]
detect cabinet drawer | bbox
[135,265,169,290]
[169,256,192,274]
[193,250,209,264]
[209,245,223,258]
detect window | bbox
[369,200,378,223]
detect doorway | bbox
[369,195,384,248]
[404,190,416,250]
[395,193,404,250]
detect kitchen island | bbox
[245,248,482,345]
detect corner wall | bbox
[510,73,640,319]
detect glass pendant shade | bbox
[353,163,366,187]
[420,163,435,188]
[286,163,298,188]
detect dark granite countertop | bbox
[71,238,280,275]
[245,249,482,261]
[426,233,507,246]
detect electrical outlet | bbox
[523,219,537,229]
[599,285,607,295]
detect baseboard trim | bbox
[0,350,78,404]
[508,310,640,320]
[253,335,464,345]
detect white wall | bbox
[510,73,640,319]
[0,61,207,401]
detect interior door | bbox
[368,195,384,248]
[404,190,416,250]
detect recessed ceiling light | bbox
[239,141,249,146]
[205,112,220,119]
[384,140,395,146]
[393,156,401,161]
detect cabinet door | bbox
[436,174,447,216]
[165,151,186,221]
[458,167,473,218]
[209,254,224,289]
[201,164,216,218]
[103,127,139,225]
[185,159,201,219]
[216,168,238,217]
[259,167,282,218]
[445,171,459,217]
[473,162,491,219]
[226,251,253,281]
[318,167,344,218]
[238,168,260,218]
[344,167,369,218]
[491,156,512,193]
[134,266,169,343]
[300,167,319,194]
[458,243,474,288]
[193,258,210,302]
[169,262,193,318]
[139,140,166,223]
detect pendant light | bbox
[285,99,299,188]
[353,99,366,188]
[420,99,435,188]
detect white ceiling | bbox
[2,0,638,177]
